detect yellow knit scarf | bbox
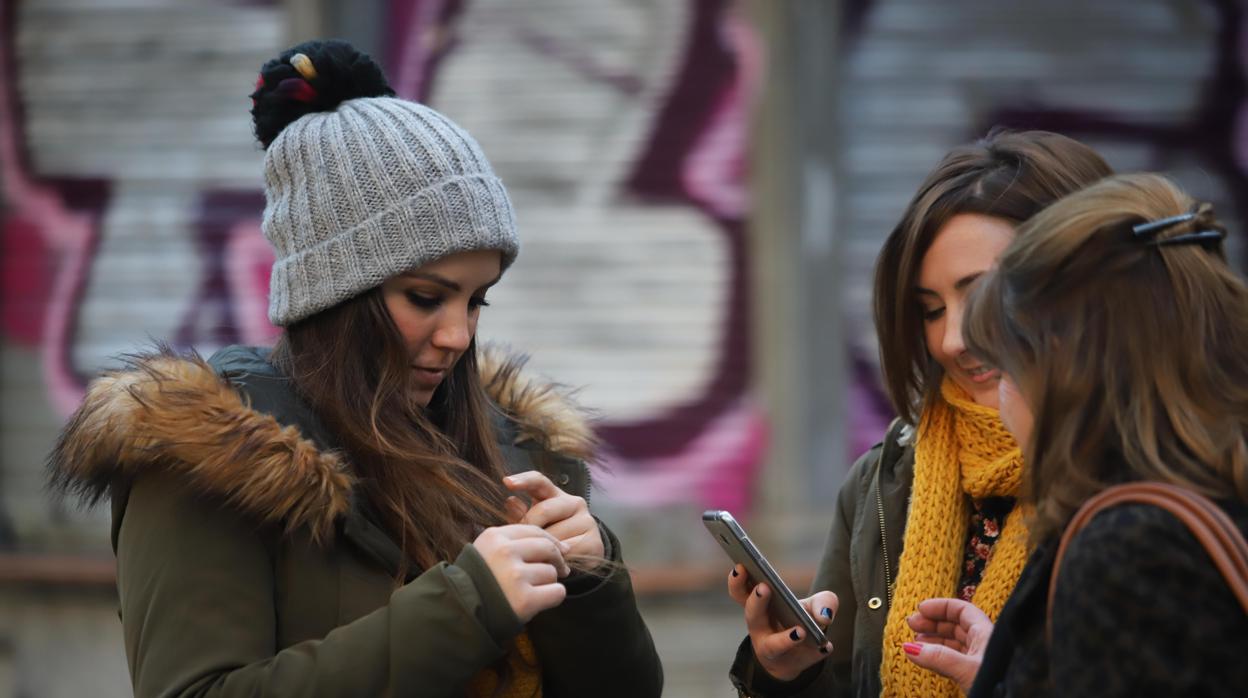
[880,377,1031,697]
[465,630,542,697]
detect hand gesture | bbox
[473,524,571,622]
[503,471,605,563]
[727,564,837,682]
[904,597,994,694]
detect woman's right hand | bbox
[904,597,994,694]
[727,564,837,682]
[473,524,572,623]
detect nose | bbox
[942,302,966,359]
[431,308,473,353]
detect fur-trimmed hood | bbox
[47,345,595,543]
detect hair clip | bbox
[290,53,318,81]
[1131,212,1225,247]
[1131,213,1194,238]
[1151,230,1226,247]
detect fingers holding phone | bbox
[708,510,836,680]
[802,589,838,633]
[739,577,836,681]
[727,563,754,606]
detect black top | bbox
[971,497,1248,697]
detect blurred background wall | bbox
[0,0,1239,695]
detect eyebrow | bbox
[915,271,985,297]
[400,271,502,293]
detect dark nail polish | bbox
[819,646,829,655]
[821,607,832,619]
[731,568,738,577]
[790,629,801,642]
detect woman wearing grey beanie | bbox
[48,39,662,697]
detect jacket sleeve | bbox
[1048,503,1248,697]
[115,471,522,698]
[527,518,663,697]
[727,446,881,698]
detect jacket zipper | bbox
[876,473,894,608]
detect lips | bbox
[962,365,1000,384]
[412,366,450,386]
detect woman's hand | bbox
[904,597,995,694]
[473,524,571,622]
[504,471,605,562]
[727,564,837,682]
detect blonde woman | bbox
[907,173,1248,696]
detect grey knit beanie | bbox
[252,41,519,326]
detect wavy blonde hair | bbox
[965,173,1248,544]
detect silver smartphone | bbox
[702,510,827,647]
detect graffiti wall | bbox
[2,0,1242,554]
[0,0,765,558]
[2,0,1244,695]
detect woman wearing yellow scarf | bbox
[728,130,1112,697]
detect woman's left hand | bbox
[904,597,995,694]
[504,471,605,563]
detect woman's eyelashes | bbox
[405,291,441,309]
[404,290,490,310]
[922,305,945,322]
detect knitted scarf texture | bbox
[880,377,1031,697]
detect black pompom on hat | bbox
[249,39,395,149]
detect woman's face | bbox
[380,249,503,406]
[997,372,1034,448]
[917,213,1015,408]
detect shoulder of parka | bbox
[46,343,598,543]
[841,418,914,501]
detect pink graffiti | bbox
[0,13,94,414]
[597,398,768,512]
[223,219,280,346]
[682,10,760,220]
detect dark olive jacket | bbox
[48,345,663,697]
[731,420,915,697]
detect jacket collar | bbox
[48,345,596,546]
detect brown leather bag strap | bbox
[1046,482,1248,646]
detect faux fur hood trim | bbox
[47,347,595,542]
[48,352,352,542]
[479,345,596,463]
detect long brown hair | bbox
[874,129,1113,424]
[965,173,1248,544]
[271,287,509,571]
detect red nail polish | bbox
[903,642,922,656]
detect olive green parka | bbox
[49,345,663,697]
